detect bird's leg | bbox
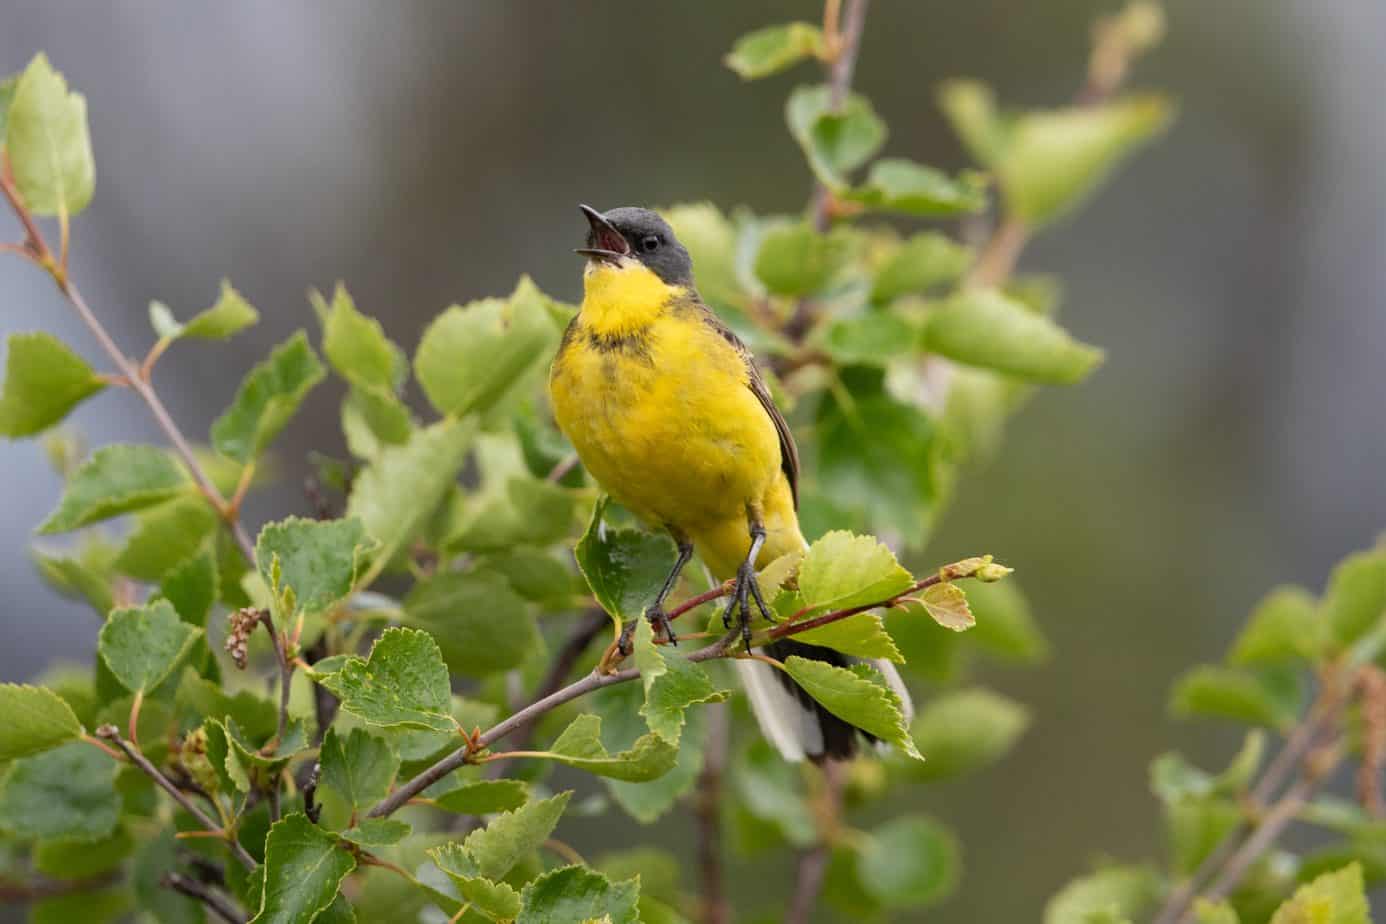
[722,520,777,650]
[620,535,694,653]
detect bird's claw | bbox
[619,607,678,656]
[721,560,777,649]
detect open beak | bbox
[575,204,630,264]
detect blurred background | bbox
[2,1,1384,920]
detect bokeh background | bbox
[3,1,1384,920]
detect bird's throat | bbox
[580,262,681,339]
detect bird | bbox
[548,204,913,761]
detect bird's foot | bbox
[721,559,777,649]
[619,606,678,656]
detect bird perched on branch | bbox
[549,204,912,761]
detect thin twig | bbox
[257,610,294,749]
[0,871,119,903]
[695,703,730,924]
[163,873,247,924]
[94,724,257,869]
[787,760,846,924]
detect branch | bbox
[0,871,119,903]
[787,759,846,924]
[0,174,256,562]
[257,610,294,752]
[694,703,730,924]
[94,724,257,870]
[163,873,247,924]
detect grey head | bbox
[577,204,693,286]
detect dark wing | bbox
[697,306,800,509]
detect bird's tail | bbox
[706,492,914,762]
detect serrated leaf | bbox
[113,493,218,581]
[754,222,854,297]
[871,232,973,303]
[924,289,1104,384]
[0,332,105,438]
[341,817,410,848]
[786,83,886,190]
[790,611,904,662]
[857,815,960,908]
[256,516,373,616]
[317,627,456,733]
[517,865,640,924]
[6,53,94,216]
[320,283,403,391]
[1269,863,1368,924]
[998,95,1173,225]
[0,684,84,760]
[725,22,824,79]
[575,498,678,624]
[153,280,260,343]
[1230,586,1324,666]
[403,569,540,677]
[434,779,530,815]
[901,688,1028,780]
[1324,550,1386,646]
[1043,865,1161,924]
[0,741,118,841]
[319,727,399,812]
[591,680,706,824]
[415,276,560,417]
[814,312,921,368]
[250,813,356,924]
[542,713,679,782]
[32,533,120,615]
[782,656,921,759]
[845,158,987,217]
[798,531,913,613]
[1170,664,1304,730]
[98,599,201,694]
[37,444,187,534]
[916,582,974,631]
[428,843,525,922]
[158,549,219,625]
[211,332,325,464]
[632,618,729,742]
[461,791,572,880]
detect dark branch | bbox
[163,872,247,924]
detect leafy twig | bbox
[94,724,257,870]
[163,872,247,924]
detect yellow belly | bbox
[550,312,780,536]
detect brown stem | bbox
[695,703,731,924]
[0,871,119,903]
[787,760,846,924]
[257,610,294,750]
[163,873,247,924]
[810,0,870,234]
[95,724,256,869]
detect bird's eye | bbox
[640,235,661,253]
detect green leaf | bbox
[1151,732,1265,804]
[1043,865,1161,924]
[403,569,540,677]
[0,741,118,841]
[575,498,678,624]
[29,888,130,924]
[428,843,525,922]
[786,84,887,190]
[0,74,15,142]
[255,516,373,616]
[447,476,578,554]
[1193,900,1241,924]
[1167,797,1242,875]
[158,548,219,625]
[319,727,399,812]
[998,95,1173,225]
[724,22,824,79]
[484,547,583,606]
[733,739,816,847]
[937,79,1009,167]
[37,444,187,534]
[0,333,105,438]
[813,311,921,367]
[910,582,975,631]
[132,830,203,924]
[35,825,134,879]
[211,332,326,464]
[845,158,987,217]
[789,611,904,662]
[462,791,572,880]
[543,713,679,782]
[1269,863,1368,924]
[250,813,356,924]
[923,289,1104,385]
[798,530,913,613]
[901,688,1028,780]
[517,865,640,924]
[1230,586,1324,666]
[346,419,474,570]
[320,283,404,391]
[317,627,456,733]
[857,816,960,908]
[1170,664,1304,730]
[633,618,729,742]
[113,493,218,581]
[32,534,120,615]
[0,684,84,760]
[1323,550,1386,646]
[152,280,260,342]
[754,222,854,297]
[6,53,94,216]
[341,817,411,848]
[595,681,706,824]
[781,657,920,759]
[433,779,530,815]
[871,232,973,303]
[415,276,560,417]
[98,599,201,694]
